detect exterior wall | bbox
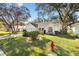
[26,24,38,32]
[25,20,79,34]
[36,21,62,34]
[15,25,26,31]
[75,27,79,34]
[71,23,79,34]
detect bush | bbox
[60,30,67,35]
[23,31,39,40]
[28,31,39,40]
[76,34,79,38]
[22,30,28,37]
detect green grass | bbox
[0,31,22,36]
[0,35,79,56]
[0,36,49,56]
[0,31,11,36]
[40,35,79,56]
[17,32,23,34]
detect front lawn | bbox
[0,35,79,56]
[40,35,79,56]
[0,36,49,56]
[0,31,23,36]
[0,31,11,36]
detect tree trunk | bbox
[16,19,19,32]
[61,22,68,34]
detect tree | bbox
[0,3,30,33]
[0,21,6,31]
[36,3,79,33]
[36,4,54,22]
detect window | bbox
[39,28,44,31]
[42,28,44,31]
[39,28,41,30]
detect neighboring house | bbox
[68,23,79,34]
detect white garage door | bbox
[75,27,79,34]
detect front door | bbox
[48,27,53,34]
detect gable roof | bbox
[26,23,38,28]
[33,17,60,23]
[30,23,38,28]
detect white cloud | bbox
[28,18,34,22]
[18,3,23,7]
[16,3,23,7]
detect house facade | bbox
[25,20,79,34]
[25,23,38,32]
[68,23,79,34]
[35,20,62,34]
[15,25,26,31]
[25,19,62,34]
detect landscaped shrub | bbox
[60,30,67,35]
[76,34,79,38]
[22,29,28,37]
[23,30,39,40]
[28,31,39,40]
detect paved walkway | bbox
[0,34,22,56]
[0,34,22,40]
[0,49,6,56]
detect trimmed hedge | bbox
[22,30,28,37]
[76,35,79,38]
[22,30,39,40]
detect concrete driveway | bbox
[0,34,22,56]
[0,34,22,40]
[0,49,6,56]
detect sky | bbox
[23,3,59,22]
[21,3,79,22]
[24,3,38,22]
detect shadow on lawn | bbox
[1,37,72,56]
[31,39,49,48]
[54,34,75,40]
[1,37,50,56]
[53,46,71,56]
